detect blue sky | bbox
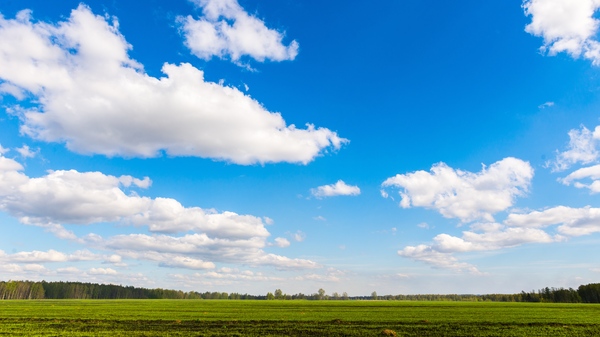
[1,0,600,295]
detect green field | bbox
[1,300,600,336]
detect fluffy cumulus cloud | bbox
[560,164,600,193]
[381,156,600,273]
[433,227,555,253]
[398,245,481,274]
[0,169,152,226]
[549,124,600,193]
[0,249,126,281]
[0,249,99,263]
[15,145,37,159]
[523,0,600,65]
[0,153,319,271]
[88,268,117,275]
[400,204,600,273]
[505,206,600,236]
[399,224,555,274]
[310,180,361,198]
[179,0,298,63]
[382,158,533,222]
[108,233,315,270]
[551,125,600,171]
[273,237,291,248]
[0,261,154,286]
[200,268,284,282]
[0,5,345,165]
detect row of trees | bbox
[0,281,200,300]
[264,288,349,300]
[1,280,600,303]
[316,287,596,303]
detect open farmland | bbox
[1,300,599,336]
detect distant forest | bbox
[1,280,599,303]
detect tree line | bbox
[1,280,600,303]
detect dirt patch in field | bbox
[381,329,397,336]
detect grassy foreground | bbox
[1,300,600,336]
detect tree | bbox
[342,292,349,300]
[274,289,283,299]
[318,288,326,300]
[371,291,378,300]
[266,292,275,300]
[578,283,600,303]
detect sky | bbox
[1,0,600,296]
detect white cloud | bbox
[42,223,80,241]
[200,269,283,281]
[311,180,361,198]
[253,253,318,269]
[405,204,600,272]
[0,5,345,165]
[560,164,600,192]
[505,205,600,236]
[399,224,554,273]
[433,227,555,253]
[97,231,317,270]
[292,230,306,242]
[551,125,600,171]
[1,264,24,273]
[172,269,285,285]
[23,264,48,272]
[96,232,317,270]
[382,157,533,223]
[179,0,298,63]
[0,249,98,263]
[104,254,125,266]
[102,249,215,271]
[523,0,600,65]
[88,267,117,275]
[273,237,290,248]
[0,159,268,239]
[538,101,555,109]
[15,145,37,158]
[550,124,600,191]
[0,261,152,286]
[296,268,345,282]
[118,175,152,189]
[132,199,271,239]
[398,245,481,274]
[158,256,215,270]
[0,156,23,171]
[106,234,318,269]
[0,168,152,226]
[0,145,8,155]
[0,153,318,270]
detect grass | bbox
[1,300,600,336]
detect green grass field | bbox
[1,300,600,336]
